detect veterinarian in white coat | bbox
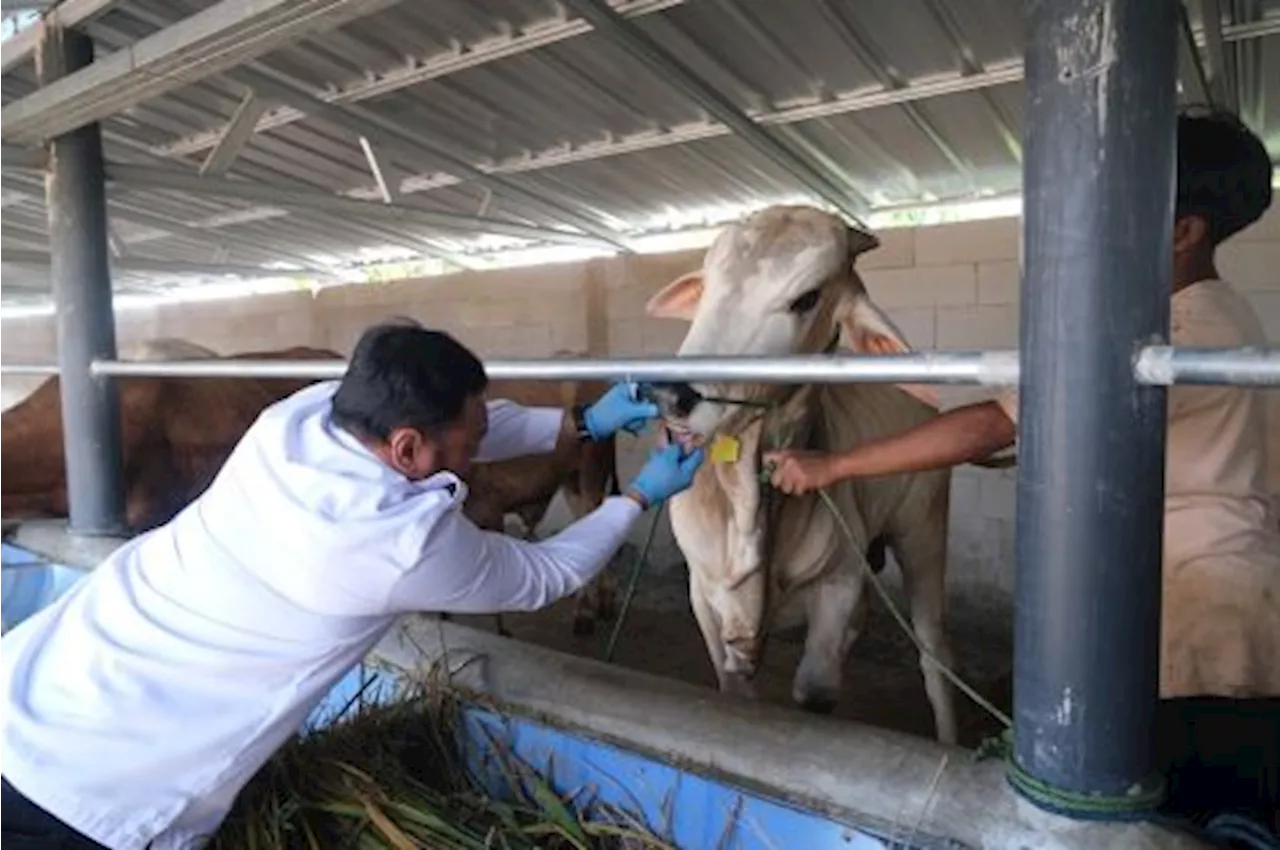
[0,320,704,850]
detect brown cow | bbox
[1,343,340,533]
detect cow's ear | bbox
[646,272,704,321]
[836,293,940,408]
[836,293,911,355]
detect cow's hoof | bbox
[720,674,759,700]
[572,616,596,636]
[798,696,838,716]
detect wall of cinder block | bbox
[4,209,1278,610]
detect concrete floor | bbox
[455,550,1014,750]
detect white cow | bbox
[643,205,958,744]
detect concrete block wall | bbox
[4,209,1278,610]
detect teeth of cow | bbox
[661,423,704,450]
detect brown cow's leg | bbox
[563,486,618,636]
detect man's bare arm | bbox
[764,401,1016,494]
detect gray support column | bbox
[39,26,126,536]
[1009,0,1177,817]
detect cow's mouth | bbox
[642,381,775,451]
[662,421,705,451]
[641,381,704,419]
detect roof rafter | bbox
[221,64,631,249]
[1195,0,1237,109]
[1,0,409,144]
[199,89,270,176]
[1177,0,1214,104]
[0,0,117,73]
[2,247,332,278]
[151,0,686,160]
[104,163,624,249]
[559,0,870,224]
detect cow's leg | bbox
[689,571,757,699]
[563,489,619,636]
[792,572,867,714]
[893,526,959,745]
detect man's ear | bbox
[385,427,433,477]
[1173,214,1208,255]
[835,292,940,409]
[646,272,704,321]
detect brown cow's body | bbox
[1,345,339,533]
[463,366,621,636]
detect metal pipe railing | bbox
[87,349,1023,385]
[1,364,61,376]
[1134,345,1279,386]
[0,346,1276,386]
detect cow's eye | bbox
[788,288,821,314]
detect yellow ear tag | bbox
[708,435,741,464]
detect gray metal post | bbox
[39,26,127,536]
[1009,0,1176,818]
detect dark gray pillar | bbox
[39,26,127,536]
[1009,0,1176,817]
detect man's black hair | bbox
[331,320,488,441]
[1176,106,1273,246]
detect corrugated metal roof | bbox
[1,0,1278,305]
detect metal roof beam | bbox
[0,0,117,73]
[152,0,686,159]
[358,135,397,204]
[918,0,1021,163]
[221,65,631,249]
[1,0,407,144]
[559,0,869,224]
[1178,0,1214,104]
[1195,0,1236,109]
[0,166,317,266]
[1,144,47,169]
[1,247,332,278]
[815,0,976,185]
[199,89,269,176]
[104,163,623,249]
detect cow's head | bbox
[644,205,917,440]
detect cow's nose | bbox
[646,382,704,417]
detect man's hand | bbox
[583,382,660,441]
[762,449,838,495]
[626,443,706,508]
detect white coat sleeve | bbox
[473,400,565,462]
[385,496,643,614]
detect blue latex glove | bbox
[627,443,706,508]
[582,381,660,441]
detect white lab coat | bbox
[0,380,641,849]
